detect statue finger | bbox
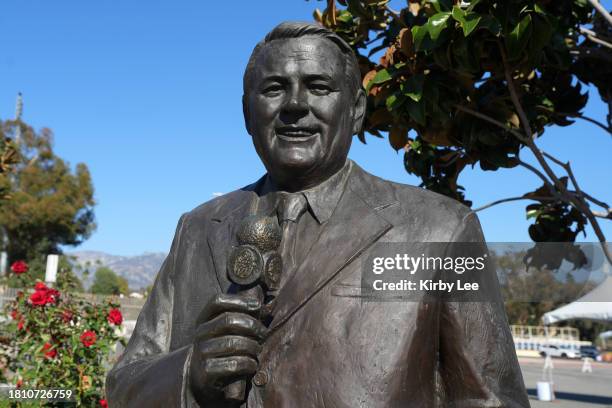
[197,293,261,324]
[203,356,258,387]
[196,312,267,342]
[197,335,262,360]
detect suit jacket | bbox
[106,162,530,408]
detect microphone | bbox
[228,214,283,289]
[224,214,283,402]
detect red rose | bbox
[107,308,123,325]
[28,283,60,306]
[17,319,25,331]
[29,290,48,306]
[35,282,47,291]
[44,288,60,305]
[42,342,57,359]
[100,399,108,408]
[16,379,23,388]
[10,260,28,274]
[10,309,19,320]
[80,330,97,347]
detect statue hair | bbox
[243,21,361,97]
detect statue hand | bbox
[189,293,266,405]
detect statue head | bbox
[243,22,366,192]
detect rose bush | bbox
[1,260,126,406]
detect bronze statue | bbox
[106,22,530,407]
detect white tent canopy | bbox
[542,275,612,325]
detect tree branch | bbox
[555,112,611,135]
[587,0,612,27]
[517,160,558,194]
[457,103,612,219]
[499,43,574,193]
[538,152,610,212]
[542,149,612,211]
[579,27,612,49]
[499,42,612,265]
[540,150,567,168]
[592,209,612,219]
[581,191,610,210]
[454,104,529,143]
[473,196,556,212]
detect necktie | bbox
[276,192,308,281]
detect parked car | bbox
[580,345,599,359]
[538,344,580,358]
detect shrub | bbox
[1,261,125,406]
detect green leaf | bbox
[451,6,482,37]
[401,74,424,102]
[371,69,391,84]
[365,69,392,92]
[386,92,406,111]
[534,3,545,14]
[411,25,430,51]
[337,10,353,23]
[505,14,532,60]
[427,12,451,41]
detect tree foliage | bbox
[496,249,609,340]
[90,266,129,296]
[0,119,96,263]
[312,0,612,264]
[0,134,17,203]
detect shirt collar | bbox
[258,160,352,224]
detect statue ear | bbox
[242,94,251,135]
[352,89,366,135]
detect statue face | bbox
[243,37,364,191]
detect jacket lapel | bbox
[269,175,393,332]
[207,187,261,292]
[207,217,234,292]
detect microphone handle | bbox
[224,285,264,403]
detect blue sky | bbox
[1,0,610,256]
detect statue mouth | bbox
[276,126,319,142]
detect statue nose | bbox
[282,93,308,115]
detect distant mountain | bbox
[68,251,167,291]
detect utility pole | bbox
[15,92,23,145]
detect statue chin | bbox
[267,153,319,177]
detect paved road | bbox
[520,357,612,408]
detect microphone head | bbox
[227,245,263,286]
[236,215,282,252]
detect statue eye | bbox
[262,84,284,96]
[309,83,332,95]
